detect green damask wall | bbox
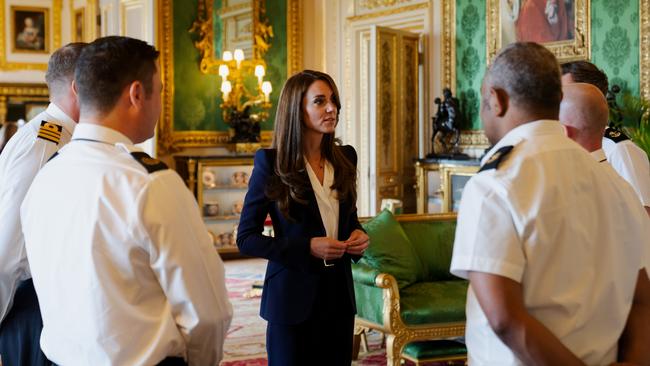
[172,1,287,132]
[455,0,641,130]
[455,0,486,130]
[591,0,640,96]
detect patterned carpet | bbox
[220,258,461,366]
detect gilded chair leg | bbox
[385,334,405,366]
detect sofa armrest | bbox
[352,262,382,287]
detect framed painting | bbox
[72,8,85,42]
[11,6,49,53]
[0,0,62,71]
[486,0,590,63]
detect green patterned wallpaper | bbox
[591,0,640,96]
[455,0,641,130]
[172,1,287,132]
[456,0,486,130]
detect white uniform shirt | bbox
[591,148,607,164]
[0,103,75,322]
[602,136,650,207]
[21,124,232,366]
[305,158,339,239]
[450,120,650,366]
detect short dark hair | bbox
[45,42,87,96]
[560,61,609,96]
[487,42,562,113]
[75,36,160,115]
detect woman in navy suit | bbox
[237,70,369,365]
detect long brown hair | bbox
[267,70,357,219]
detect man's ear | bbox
[71,79,78,97]
[489,87,509,117]
[562,124,577,140]
[128,80,145,109]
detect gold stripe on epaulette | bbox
[37,121,63,145]
[38,130,61,140]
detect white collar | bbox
[72,123,134,145]
[481,120,564,165]
[304,158,334,188]
[45,103,76,135]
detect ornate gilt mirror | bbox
[156,0,302,155]
[0,83,49,125]
[191,0,273,74]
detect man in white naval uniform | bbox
[21,36,232,366]
[602,126,650,216]
[559,83,613,164]
[561,60,650,216]
[0,42,86,365]
[450,42,650,365]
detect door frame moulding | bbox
[342,1,429,215]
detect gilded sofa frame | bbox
[356,213,465,366]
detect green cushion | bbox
[401,220,457,281]
[361,210,425,288]
[403,340,466,359]
[400,281,467,325]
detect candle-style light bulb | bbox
[218,64,229,81]
[233,49,244,68]
[254,65,265,85]
[221,80,232,102]
[261,81,272,102]
[222,51,233,62]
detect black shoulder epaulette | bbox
[130,152,168,173]
[478,145,514,173]
[604,127,629,143]
[47,151,58,162]
[37,121,63,145]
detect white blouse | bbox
[304,158,339,240]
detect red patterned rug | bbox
[220,259,462,366]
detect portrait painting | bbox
[73,8,85,42]
[11,6,49,53]
[487,0,589,63]
[500,0,575,45]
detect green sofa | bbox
[353,211,468,365]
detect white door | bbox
[98,0,156,155]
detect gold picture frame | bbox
[11,6,49,54]
[156,0,303,155]
[442,1,648,100]
[72,7,85,42]
[641,0,650,101]
[486,0,590,64]
[0,0,62,70]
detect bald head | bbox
[559,83,609,152]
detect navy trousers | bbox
[266,268,355,366]
[0,279,52,366]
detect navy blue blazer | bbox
[236,145,363,325]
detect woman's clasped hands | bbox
[309,229,369,260]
